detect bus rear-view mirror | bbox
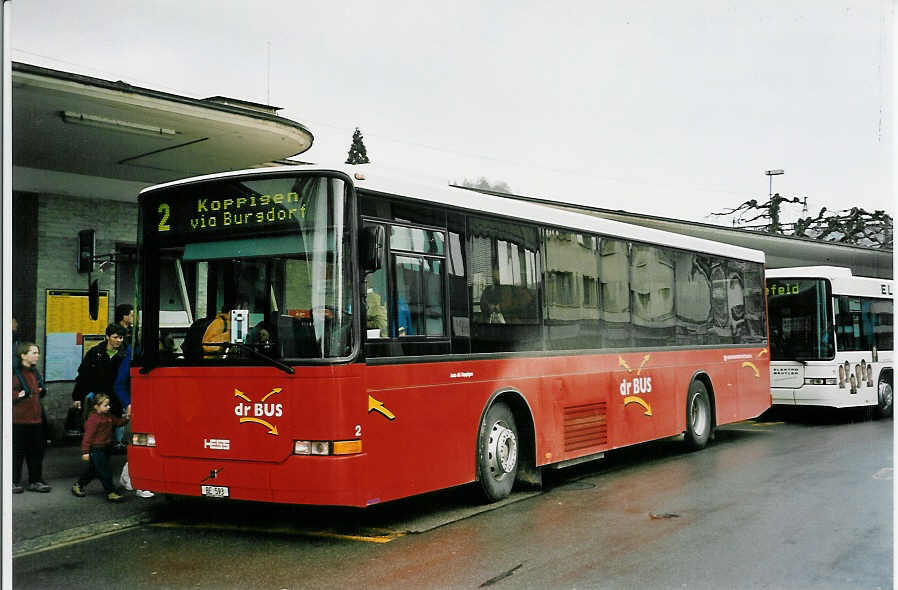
[361,225,385,273]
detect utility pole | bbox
[765,169,784,198]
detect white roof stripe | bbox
[142,164,765,263]
[766,266,893,297]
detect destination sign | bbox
[766,282,801,297]
[149,190,309,240]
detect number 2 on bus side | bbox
[355,424,361,436]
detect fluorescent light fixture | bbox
[62,111,177,137]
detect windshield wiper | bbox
[232,342,295,375]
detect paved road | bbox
[13,411,892,589]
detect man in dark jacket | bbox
[72,323,128,420]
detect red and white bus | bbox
[127,166,770,507]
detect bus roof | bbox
[766,266,893,297]
[140,164,766,263]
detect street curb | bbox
[12,513,153,559]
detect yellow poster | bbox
[46,289,108,334]
[44,289,109,381]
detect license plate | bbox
[201,485,229,498]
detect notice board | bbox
[44,289,109,381]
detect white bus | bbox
[766,266,893,417]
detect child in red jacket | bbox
[72,394,130,502]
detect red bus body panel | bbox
[129,348,770,507]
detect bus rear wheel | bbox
[684,380,712,450]
[477,402,519,502]
[874,375,893,419]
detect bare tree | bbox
[457,177,512,193]
[712,194,892,249]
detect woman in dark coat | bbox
[12,342,51,493]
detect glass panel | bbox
[599,238,630,348]
[872,298,894,352]
[766,278,834,360]
[833,295,892,353]
[545,229,600,350]
[364,222,389,340]
[673,252,712,345]
[743,263,767,344]
[725,262,746,342]
[470,217,541,352]
[447,214,470,353]
[709,258,731,343]
[390,226,445,255]
[393,255,445,337]
[423,259,445,336]
[631,244,675,347]
[140,174,352,363]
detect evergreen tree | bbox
[345,127,370,165]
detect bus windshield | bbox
[137,173,353,365]
[766,277,834,361]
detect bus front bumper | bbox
[772,385,878,409]
[128,446,372,507]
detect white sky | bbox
[10,1,895,224]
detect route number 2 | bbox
[158,203,171,232]
[355,424,362,437]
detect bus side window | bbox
[392,255,444,337]
[599,238,631,348]
[469,216,541,353]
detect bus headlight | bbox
[131,433,157,447]
[293,440,362,455]
[804,378,838,386]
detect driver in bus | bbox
[201,305,235,358]
[201,299,272,358]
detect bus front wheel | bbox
[875,374,893,419]
[477,402,519,502]
[684,381,712,450]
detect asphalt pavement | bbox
[11,438,164,557]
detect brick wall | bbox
[32,192,138,440]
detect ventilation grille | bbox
[564,402,608,452]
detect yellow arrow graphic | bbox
[637,354,651,375]
[758,348,768,359]
[368,395,396,420]
[234,389,251,402]
[624,396,653,416]
[239,417,279,435]
[742,361,760,378]
[261,388,282,402]
[618,356,632,372]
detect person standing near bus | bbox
[71,394,129,502]
[111,304,134,452]
[12,342,51,493]
[72,324,127,423]
[113,304,155,498]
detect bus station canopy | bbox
[12,62,314,202]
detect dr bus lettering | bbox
[234,402,284,418]
[620,376,653,396]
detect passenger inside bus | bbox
[365,288,387,338]
[183,299,264,360]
